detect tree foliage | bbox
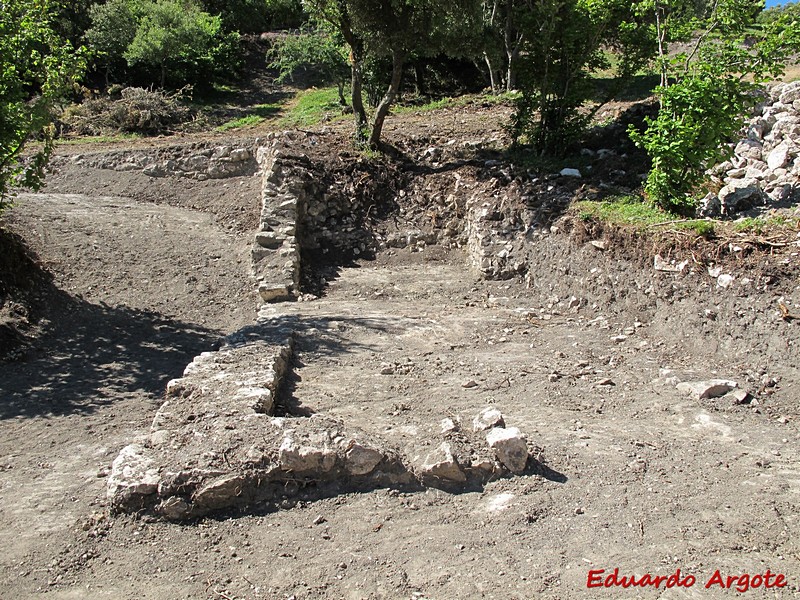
[201,0,306,33]
[85,0,139,84]
[85,0,240,89]
[1,0,85,210]
[304,0,481,148]
[268,27,350,104]
[511,0,654,155]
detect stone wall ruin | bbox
[107,133,539,520]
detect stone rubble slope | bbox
[704,80,800,216]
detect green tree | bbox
[85,0,140,85]
[201,0,305,32]
[305,0,480,148]
[124,0,239,88]
[1,0,85,210]
[512,0,653,155]
[478,0,527,93]
[630,0,800,213]
[268,28,350,105]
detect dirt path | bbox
[0,192,257,597]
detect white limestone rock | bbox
[107,444,160,503]
[486,427,529,474]
[344,441,384,476]
[418,442,466,482]
[473,407,506,432]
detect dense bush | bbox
[268,29,350,104]
[202,0,305,32]
[1,0,85,209]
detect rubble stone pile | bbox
[703,80,800,217]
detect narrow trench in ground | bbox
[271,349,315,418]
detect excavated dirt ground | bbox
[2,104,800,599]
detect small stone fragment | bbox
[486,427,529,474]
[157,497,192,521]
[717,274,734,288]
[462,380,478,389]
[440,418,459,434]
[473,407,505,432]
[730,389,752,405]
[676,379,738,400]
[418,442,466,482]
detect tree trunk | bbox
[338,7,368,144]
[483,53,498,94]
[368,49,405,149]
[506,51,517,92]
[350,57,368,143]
[503,0,523,92]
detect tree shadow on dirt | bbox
[0,286,223,420]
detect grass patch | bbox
[57,132,143,146]
[576,195,719,237]
[394,91,521,114]
[732,215,800,234]
[215,103,282,131]
[393,96,457,114]
[577,194,673,225]
[278,87,345,128]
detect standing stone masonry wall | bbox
[52,142,260,181]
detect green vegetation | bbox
[85,0,240,90]
[1,0,85,210]
[304,0,482,148]
[630,0,800,215]
[577,196,718,236]
[577,195,676,227]
[732,216,800,234]
[215,103,283,131]
[511,0,653,155]
[268,28,350,105]
[278,87,346,127]
[201,0,304,33]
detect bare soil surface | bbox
[1,106,800,599]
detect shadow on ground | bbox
[0,286,222,419]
